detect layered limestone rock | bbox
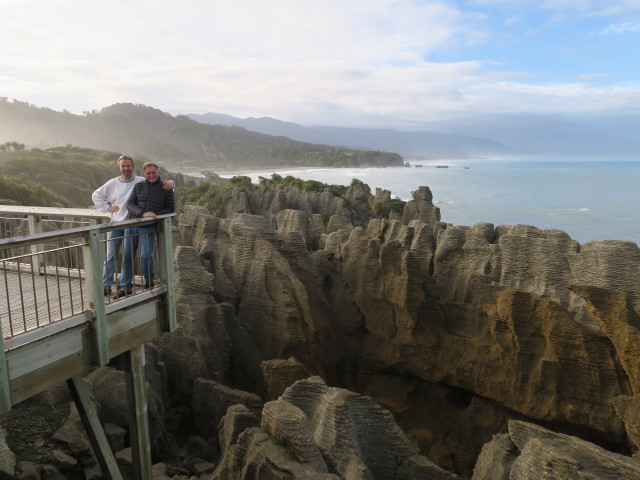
[472,420,640,480]
[178,207,338,377]
[261,357,312,400]
[152,244,228,394]
[224,181,375,228]
[192,378,263,438]
[212,427,339,480]
[213,377,459,479]
[172,183,640,477]
[402,185,441,225]
[85,345,179,460]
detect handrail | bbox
[0,214,176,345]
[0,215,171,250]
[0,208,177,476]
[0,205,111,220]
[0,206,111,268]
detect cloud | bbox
[1,0,640,128]
[474,0,640,18]
[539,0,640,16]
[0,1,487,112]
[577,73,617,83]
[596,22,640,35]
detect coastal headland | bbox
[134,182,640,477]
[3,176,640,479]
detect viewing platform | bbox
[0,205,177,480]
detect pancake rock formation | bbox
[213,376,459,479]
[170,181,640,478]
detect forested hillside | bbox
[0,146,193,207]
[0,145,390,222]
[0,175,70,208]
[0,99,403,170]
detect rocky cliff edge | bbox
[158,181,640,478]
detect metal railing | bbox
[1,243,87,337]
[0,205,109,235]
[0,205,109,267]
[0,208,175,341]
[101,227,164,301]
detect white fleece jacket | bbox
[91,175,146,222]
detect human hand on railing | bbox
[109,205,120,213]
[142,212,158,219]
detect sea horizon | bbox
[210,155,640,246]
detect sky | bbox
[1,0,640,130]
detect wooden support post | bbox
[83,229,109,365]
[67,376,123,480]
[27,214,45,273]
[156,217,176,333]
[124,344,153,480]
[0,334,11,414]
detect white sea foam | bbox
[547,208,592,216]
[208,157,640,245]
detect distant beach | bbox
[177,165,314,178]
[204,156,640,245]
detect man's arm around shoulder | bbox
[156,186,175,216]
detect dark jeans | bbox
[121,226,156,291]
[103,229,125,289]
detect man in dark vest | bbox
[114,161,175,298]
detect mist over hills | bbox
[429,112,640,156]
[0,100,402,170]
[0,98,512,171]
[187,112,511,158]
[189,110,640,158]
[3,98,635,168]
[187,112,348,147]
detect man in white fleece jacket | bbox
[92,155,173,295]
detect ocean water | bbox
[225,157,640,246]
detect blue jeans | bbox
[121,226,155,291]
[103,229,125,289]
[120,227,140,293]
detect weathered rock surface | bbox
[178,209,337,377]
[218,404,259,456]
[402,185,441,225]
[212,427,339,480]
[192,378,263,438]
[261,357,312,400]
[169,192,640,477]
[0,427,15,476]
[51,405,101,480]
[5,181,640,479]
[224,181,376,229]
[214,377,459,479]
[473,420,640,480]
[153,244,227,393]
[86,345,179,459]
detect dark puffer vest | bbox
[127,177,175,218]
